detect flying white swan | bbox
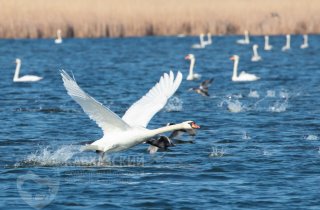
[230,55,260,82]
[282,34,291,51]
[55,29,63,44]
[13,59,43,82]
[264,35,273,51]
[203,33,212,46]
[237,30,250,44]
[191,34,205,49]
[185,54,201,80]
[60,70,200,159]
[251,44,262,62]
[300,34,309,49]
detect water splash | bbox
[15,145,83,167]
[305,135,318,141]
[266,90,276,97]
[269,100,288,112]
[164,96,183,112]
[242,131,251,140]
[227,100,245,113]
[248,90,260,98]
[209,146,225,157]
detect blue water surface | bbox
[1,35,320,209]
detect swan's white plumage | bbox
[61,70,191,154]
[122,71,182,127]
[61,70,131,134]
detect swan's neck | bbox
[14,62,21,80]
[245,33,249,42]
[232,59,239,79]
[253,47,259,57]
[148,123,186,137]
[303,35,308,44]
[286,36,291,48]
[264,36,269,47]
[200,35,204,46]
[189,58,195,76]
[207,35,212,44]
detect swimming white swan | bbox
[237,30,250,44]
[282,34,291,51]
[230,55,260,82]
[264,35,273,51]
[13,59,43,82]
[60,70,200,159]
[55,29,63,44]
[251,44,262,62]
[185,54,201,80]
[191,34,205,49]
[203,33,212,46]
[300,34,309,49]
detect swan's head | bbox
[185,54,195,60]
[244,30,249,35]
[286,34,290,38]
[57,29,61,34]
[230,55,239,61]
[253,44,258,49]
[15,58,21,64]
[181,121,200,129]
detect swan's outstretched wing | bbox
[122,71,183,127]
[61,70,130,134]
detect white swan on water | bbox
[55,29,63,44]
[13,59,43,82]
[282,34,291,51]
[300,34,309,49]
[60,70,200,159]
[203,33,212,46]
[191,34,205,49]
[251,44,262,62]
[185,54,201,80]
[237,30,250,44]
[264,35,273,51]
[230,55,260,82]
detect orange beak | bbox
[191,122,200,129]
[185,55,190,60]
[230,56,235,61]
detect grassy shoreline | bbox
[0,0,319,38]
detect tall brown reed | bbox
[0,0,319,38]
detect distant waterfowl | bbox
[264,35,273,50]
[251,44,262,62]
[147,122,196,154]
[185,54,201,80]
[13,59,43,82]
[191,34,205,49]
[282,34,291,51]
[203,33,212,46]
[146,136,175,154]
[230,55,260,82]
[237,30,250,44]
[189,78,214,97]
[55,29,63,44]
[61,70,200,160]
[300,34,309,49]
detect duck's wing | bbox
[61,70,131,134]
[122,71,183,127]
[199,78,214,90]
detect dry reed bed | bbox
[0,0,319,38]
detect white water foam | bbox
[305,135,318,141]
[248,90,260,98]
[266,90,276,98]
[164,96,183,112]
[269,100,288,112]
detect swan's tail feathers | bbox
[81,144,103,152]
